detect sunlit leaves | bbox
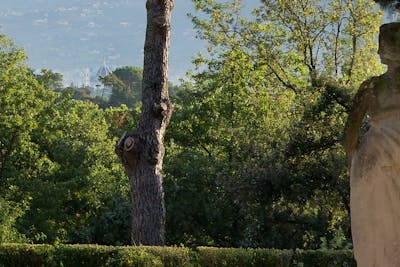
[164,0,384,249]
[0,35,131,244]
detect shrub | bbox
[0,243,356,267]
[0,243,54,267]
[196,247,293,267]
[293,249,356,267]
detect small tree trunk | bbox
[115,0,174,246]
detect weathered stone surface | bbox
[348,22,400,266]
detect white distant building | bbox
[96,59,112,78]
[91,59,113,99]
[83,68,90,88]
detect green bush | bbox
[293,249,356,267]
[143,246,193,267]
[0,243,355,267]
[196,247,293,267]
[54,244,115,267]
[105,248,162,267]
[0,244,54,267]
[0,244,193,267]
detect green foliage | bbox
[14,92,131,244]
[163,0,384,249]
[0,198,27,243]
[0,34,53,244]
[0,244,192,267]
[258,0,383,245]
[33,69,63,90]
[164,149,241,247]
[102,66,143,108]
[0,34,51,191]
[0,34,132,245]
[75,66,181,109]
[293,249,356,267]
[196,247,293,267]
[0,244,356,267]
[105,248,163,267]
[104,104,140,138]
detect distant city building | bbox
[83,68,90,88]
[90,59,113,99]
[96,59,112,78]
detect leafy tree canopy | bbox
[164,0,384,249]
[101,66,143,108]
[0,34,131,245]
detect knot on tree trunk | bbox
[124,136,135,151]
[115,131,142,173]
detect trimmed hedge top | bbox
[0,243,356,267]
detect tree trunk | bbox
[115,0,174,246]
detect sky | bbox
[0,0,256,86]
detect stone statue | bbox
[344,22,400,267]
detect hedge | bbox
[0,243,356,267]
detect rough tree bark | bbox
[115,0,174,246]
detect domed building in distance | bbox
[96,59,112,78]
[90,59,113,98]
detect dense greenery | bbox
[99,65,181,108]
[100,66,143,108]
[0,33,131,245]
[0,243,355,267]
[164,0,383,249]
[0,0,386,252]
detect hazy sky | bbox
[0,0,256,85]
